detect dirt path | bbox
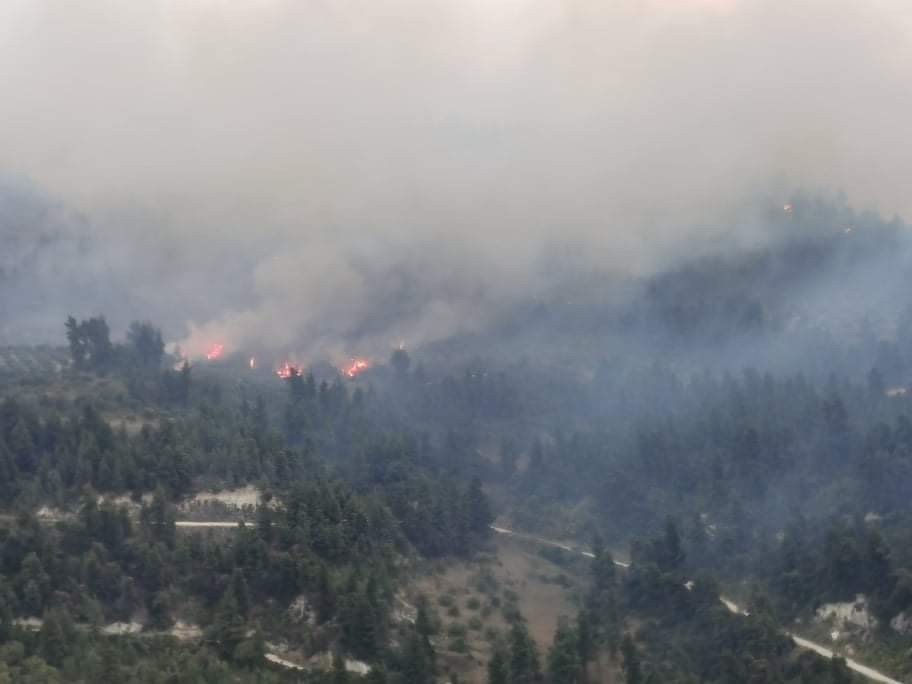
[265,653,304,670]
[173,520,903,683]
[490,526,629,566]
[787,634,902,684]
[490,526,904,684]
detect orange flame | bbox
[206,343,225,361]
[344,358,369,378]
[249,356,256,370]
[275,361,300,379]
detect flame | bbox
[206,343,225,361]
[783,203,793,214]
[249,356,256,370]
[344,358,369,378]
[275,361,300,379]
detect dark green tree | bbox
[390,348,411,377]
[126,321,165,370]
[547,618,580,684]
[400,631,435,684]
[659,516,685,572]
[620,634,641,684]
[65,316,88,368]
[465,477,493,536]
[508,621,539,684]
[487,645,509,684]
[316,566,337,623]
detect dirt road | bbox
[489,526,904,684]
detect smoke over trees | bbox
[3,2,912,683]
[2,1,912,363]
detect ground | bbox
[403,533,623,683]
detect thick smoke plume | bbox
[1,1,911,360]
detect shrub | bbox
[450,637,469,653]
[447,623,467,638]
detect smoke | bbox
[1,0,911,358]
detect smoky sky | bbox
[1,0,911,358]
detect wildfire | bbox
[249,356,256,370]
[344,358,369,378]
[275,361,300,379]
[783,203,793,214]
[206,343,225,361]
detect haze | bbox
[2,0,911,358]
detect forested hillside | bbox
[0,284,908,683]
[1,202,912,682]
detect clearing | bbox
[403,532,621,683]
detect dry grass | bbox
[403,534,584,683]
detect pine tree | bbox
[415,594,437,640]
[401,631,435,684]
[253,397,268,442]
[8,418,35,474]
[209,588,246,661]
[38,608,73,667]
[178,361,192,404]
[390,348,411,377]
[487,645,509,684]
[316,566,337,623]
[126,321,165,371]
[548,618,581,684]
[79,316,114,371]
[592,548,616,592]
[65,316,87,368]
[576,608,593,676]
[620,634,641,684]
[660,516,685,572]
[465,477,494,536]
[508,621,539,684]
[230,569,250,617]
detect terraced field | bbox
[0,346,69,376]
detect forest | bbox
[5,0,912,680]
[0,196,911,684]
[4,223,912,682]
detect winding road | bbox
[172,519,904,682]
[489,526,904,684]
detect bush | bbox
[539,547,570,566]
[473,569,500,596]
[501,604,522,623]
[450,637,469,653]
[447,623,467,638]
